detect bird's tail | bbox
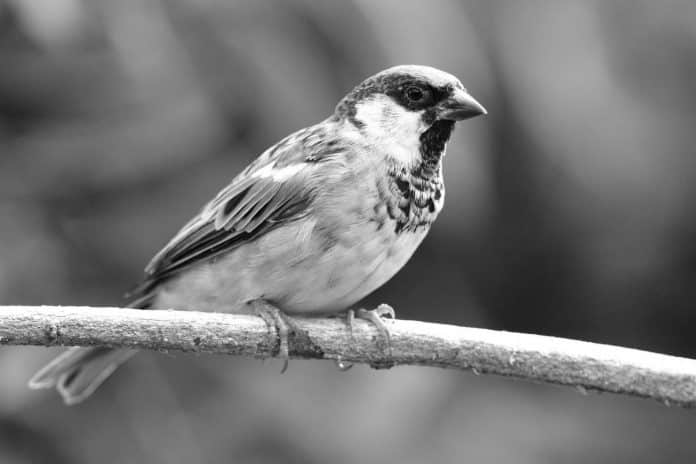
[28,347,137,405]
[29,283,155,405]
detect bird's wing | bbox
[127,123,348,305]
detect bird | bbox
[28,65,486,405]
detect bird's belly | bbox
[153,216,428,316]
[341,228,428,307]
[280,222,429,314]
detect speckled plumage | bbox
[30,65,486,404]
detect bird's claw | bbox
[346,303,396,356]
[372,303,396,320]
[252,301,297,373]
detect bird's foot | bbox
[251,300,299,373]
[346,303,396,356]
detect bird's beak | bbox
[437,89,487,121]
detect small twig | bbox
[1,305,695,408]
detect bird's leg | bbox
[251,300,299,373]
[346,303,396,356]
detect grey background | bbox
[1,1,695,463]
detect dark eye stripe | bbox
[336,73,454,120]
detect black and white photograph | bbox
[1,1,695,463]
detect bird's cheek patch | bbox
[353,95,391,130]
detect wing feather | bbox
[129,122,348,303]
[217,180,282,231]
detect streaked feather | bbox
[129,122,348,301]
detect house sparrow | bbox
[29,65,486,404]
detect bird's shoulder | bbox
[242,119,353,173]
[201,119,357,229]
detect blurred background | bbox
[1,0,696,462]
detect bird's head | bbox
[335,65,486,167]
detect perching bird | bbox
[29,65,486,404]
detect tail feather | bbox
[29,289,152,405]
[29,347,136,405]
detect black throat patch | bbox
[419,119,455,168]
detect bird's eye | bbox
[405,86,425,102]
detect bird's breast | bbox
[279,206,431,314]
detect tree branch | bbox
[1,305,694,407]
